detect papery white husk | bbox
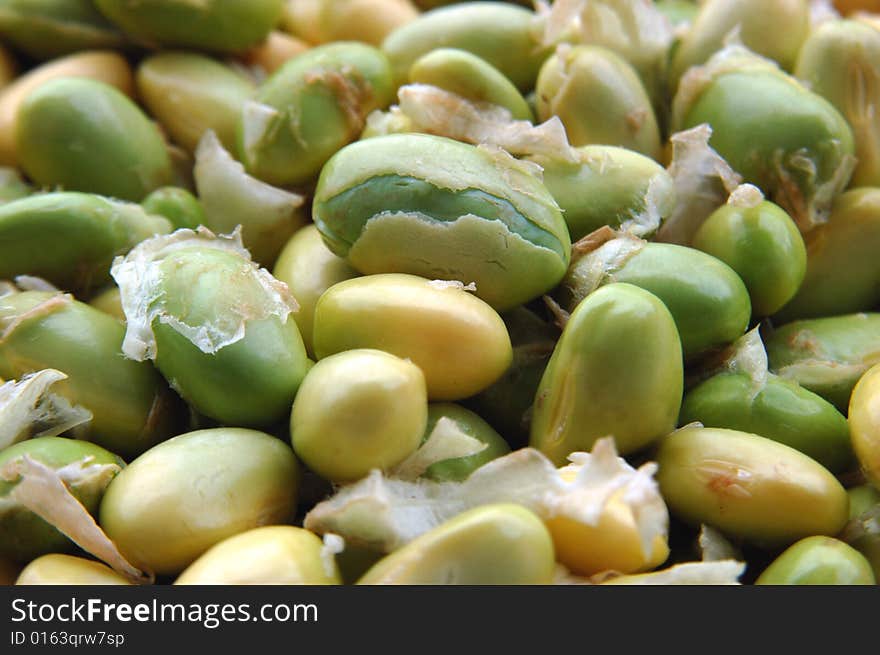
[239,100,281,164]
[727,183,764,209]
[362,106,414,138]
[685,325,773,394]
[0,455,149,583]
[426,280,477,293]
[554,558,746,585]
[597,560,746,585]
[566,228,646,303]
[320,533,345,579]
[655,124,742,245]
[305,437,668,559]
[532,0,673,99]
[193,130,306,264]
[398,84,579,163]
[0,370,92,450]
[628,171,671,237]
[722,327,771,392]
[698,524,742,562]
[110,226,298,360]
[390,417,488,481]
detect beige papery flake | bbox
[305,437,667,565]
[0,456,150,583]
[655,124,742,245]
[111,226,299,360]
